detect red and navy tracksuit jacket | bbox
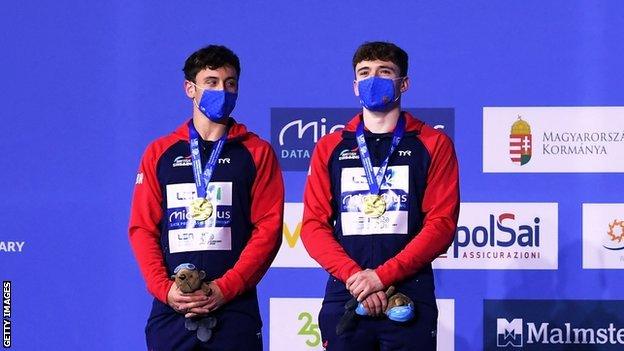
[129,118,284,331]
[301,112,459,306]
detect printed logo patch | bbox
[338,148,359,161]
[582,203,624,269]
[340,165,409,235]
[172,155,192,167]
[166,182,233,253]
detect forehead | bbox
[194,64,238,81]
[354,59,399,72]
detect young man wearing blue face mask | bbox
[301,41,460,350]
[129,45,284,350]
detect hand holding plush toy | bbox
[355,286,415,322]
[336,286,415,336]
[171,263,217,343]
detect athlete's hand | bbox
[361,291,388,317]
[185,282,226,318]
[167,283,210,314]
[346,269,384,302]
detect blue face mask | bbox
[357,76,403,111]
[193,83,238,122]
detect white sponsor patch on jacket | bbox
[165,182,233,252]
[340,165,409,235]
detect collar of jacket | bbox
[341,111,424,139]
[171,117,253,143]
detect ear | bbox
[399,76,410,94]
[353,79,360,97]
[199,270,206,280]
[184,80,196,99]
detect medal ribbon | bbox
[189,120,228,199]
[355,115,406,195]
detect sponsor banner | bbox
[274,202,558,269]
[433,203,558,269]
[485,300,624,350]
[582,203,624,269]
[272,108,455,171]
[483,106,624,173]
[270,298,323,350]
[270,298,454,351]
[271,203,320,268]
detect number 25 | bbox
[297,312,320,347]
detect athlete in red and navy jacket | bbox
[129,45,283,351]
[301,42,459,351]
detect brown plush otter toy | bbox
[382,286,415,322]
[171,263,216,343]
[384,286,411,310]
[171,263,212,296]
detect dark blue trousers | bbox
[318,299,438,351]
[145,304,262,351]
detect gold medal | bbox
[190,198,213,221]
[363,195,386,218]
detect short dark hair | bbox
[183,45,241,82]
[352,41,408,76]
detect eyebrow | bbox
[202,76,238,82]
[356,65,396,74]
[377,65,397,72]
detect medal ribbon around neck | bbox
[355,115,406,195]
[188,120,228,220]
